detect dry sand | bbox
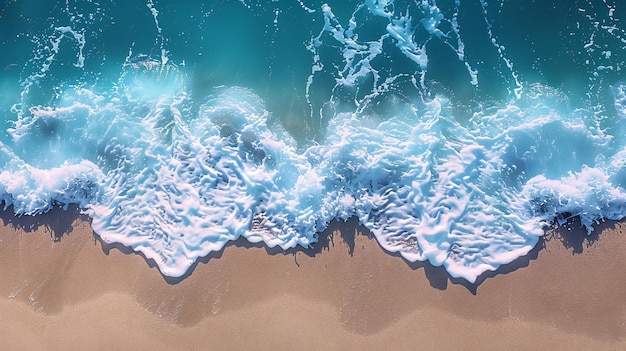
[1,206,626,350]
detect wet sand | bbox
[1,206,626,350]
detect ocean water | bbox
[1,0,626,282]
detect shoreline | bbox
[1,207,626,349]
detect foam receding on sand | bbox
[1,209,626,349]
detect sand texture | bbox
[1,207,626,350]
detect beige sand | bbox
[1,207,625,350]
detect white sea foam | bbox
[2,73,626,282]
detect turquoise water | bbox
[1,0,626,282]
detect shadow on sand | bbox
[95,216,363,285]
[94,217,619,295]
[545,215,619,254]
[93,214,624,292]
[0,204,89,242]
[1,205,621,293]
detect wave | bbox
[1,0,626,282]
